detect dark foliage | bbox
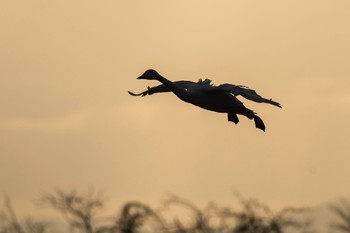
[329,197,350,232]
[0,197,48,233]
[1,189,316,233]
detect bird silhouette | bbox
[129,69,282,131]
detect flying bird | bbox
[129,69,282,131]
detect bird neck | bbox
[156,75,188,100]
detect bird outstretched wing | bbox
[128,85,170,96]
[206,83,282,108]
[128,79,213,97]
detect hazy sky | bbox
[1,0,350,215]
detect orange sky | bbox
[1,0,350,215]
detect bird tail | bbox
[253,115,265,131]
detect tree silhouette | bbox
[42,189,166,233]
[216,192,311,233]
[0,197,48,233]
[329,197,350,233]
[160,193,312,233]
[1,189,317,233]
[117,201,165,233]
[161,195,215,233]
[42,189,117,233]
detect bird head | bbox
[137,69,161,80]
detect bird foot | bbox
[228,113,239,124]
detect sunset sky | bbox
[1,0,350,216]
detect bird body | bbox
[129,69,282,131]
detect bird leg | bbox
[253,115,266,131]
[227,113,239,124]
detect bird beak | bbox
[137,75,144,80]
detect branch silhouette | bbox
[329,197,350,233]
[1,189,318,233]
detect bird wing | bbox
[128,79,213,97]
[206,83,282,108]
[128,84,171,96]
